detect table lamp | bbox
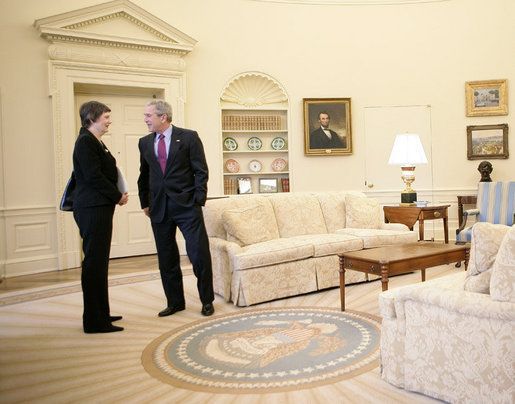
[388,134,428,205]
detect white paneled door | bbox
[75,92,156,258]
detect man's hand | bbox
[118,193,129,206]
[143,207,150,217]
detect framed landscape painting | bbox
[303,98,352,156]
[465,79,508,117]
[467,124,509,160]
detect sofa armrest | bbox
[380,222,411,232]
[209,237,243,301]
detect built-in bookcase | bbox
[220,72,290,195]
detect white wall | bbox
[0,0,514,275]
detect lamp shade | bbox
[388,134,428,166]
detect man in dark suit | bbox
[137,100,214,317]
[309,111,347,149]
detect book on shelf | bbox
[281,178,290,192]
[224,178,239,195]
[222,115,282,131]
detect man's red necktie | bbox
[157,134,167,173]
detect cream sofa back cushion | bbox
[269,193,327,237]
[222,204,279,246]
[345,194,381,229]
[464,222,511,294]
[315,191,366,233]
[490,226,515,302]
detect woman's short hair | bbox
[79,101,111,128]
[146,100,173,123]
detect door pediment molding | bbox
[34,0,196,56]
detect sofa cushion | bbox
[231,238,314,270]
[289,233,363,257]
[203,196,276,239]
[268,193,327,237]
[345,194,382,229]
[222,204,279,246]
[315,191,366,233]
[336,228,418,248]
[490,226,515,302]
[464,222,511,294]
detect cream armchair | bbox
[379,222,515,403]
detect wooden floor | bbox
[0,254,186,293]
[0,254,453,403]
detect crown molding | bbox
[34,0,196,56]
[249,0,449,4]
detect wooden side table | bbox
[383,204,450,244]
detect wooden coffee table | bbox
[338,243,469,311]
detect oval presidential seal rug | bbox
[141,307,381,393]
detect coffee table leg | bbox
[339,256,346,311]
[421,268,426,282]
[381,264,389,291]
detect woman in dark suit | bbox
[73,101,129,334]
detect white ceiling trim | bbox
[249,0,449,5]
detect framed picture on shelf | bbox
[303,98,352,156]
[467,124,509,160]
[259,178,278,193]
[237,177,252,194]
[465,79,508,117]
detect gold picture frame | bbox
[303,98,352,156]
[465,79,508,117]
[466,124,509,160]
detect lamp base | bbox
[401,191,417,204]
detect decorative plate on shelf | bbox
[225,159,240,173]
[248,159,262,172]
[271,137,286,150]
[247,137,262,151]
[271,158,287,172]
[223,137,238,151]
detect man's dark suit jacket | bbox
[309,127,347,149]
[137,126,209,223]
[73,127,121,208]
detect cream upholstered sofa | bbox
[379,222,515,403]
[203,191,417,306]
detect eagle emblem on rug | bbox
[201,319,346,368]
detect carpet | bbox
[142,307,381,393]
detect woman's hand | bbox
[118,192,129,206]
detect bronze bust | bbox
[478,161,493,182]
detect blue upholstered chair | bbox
[456,181,515,242]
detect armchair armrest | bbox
[456,208,480,234]
[396,286,515,321]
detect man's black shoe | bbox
[84,324,124,334]
[158,305,185,317]
[109,315,122,322]
[201,303,214,316]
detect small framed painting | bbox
[465,79,508,117]
[259,178,278,193]
[466,124,509,160]
[237,177,252,194]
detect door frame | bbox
[50,62,186,270]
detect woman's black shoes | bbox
[84,324,124,334]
